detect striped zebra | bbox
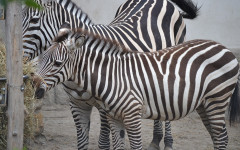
[22,0,199,149]
[32,29,240,150]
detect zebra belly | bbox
[63,81,93,101]
[140,91,203,121]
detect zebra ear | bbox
[54,22,71,43]
[58,22,71,36]
[65,35,85,51]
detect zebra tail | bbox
[229,75,240,125]
[170,0,200,19]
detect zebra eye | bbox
[54,60,63,67]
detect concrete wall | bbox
[185,0,240,49]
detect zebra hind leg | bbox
[163,121,173,150]
[202,97,230,150]
[196,104,213,140]
[208,113,228,150]
[148,120,163,150]
[148,121,173,150]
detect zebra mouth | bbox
[35,88,45,99]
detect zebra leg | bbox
[209,115,228,150]
[203,98,230,150]
[123,103,143,150]
[98,108,111,149]
[163,121,173,150]
[108,116,125,149]
[148,120,163,150]
[148,121,173,150]
[209,116,228,150]
[69,100,92,150]
[196,105,213,139]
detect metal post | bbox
[5,1,24,149]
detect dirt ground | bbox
[29,104,240,150]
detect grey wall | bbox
[185,0,240,49]
[71,0,124,25]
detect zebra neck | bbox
[75,41,133,99]
[57,0,94,30]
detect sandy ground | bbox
[29,104,240,150]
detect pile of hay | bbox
[0,42,43,149]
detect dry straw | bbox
[0,42,42,149]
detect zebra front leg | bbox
[69,100,92,150]
[123,102,143,150]
[108,116,125,149]
[98,108,111,149]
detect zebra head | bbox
[32,29,85,99]
[22,0,64,60]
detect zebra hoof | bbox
[164,146,173,150]
[147,143,160,150]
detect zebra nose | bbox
[35,88,45,99]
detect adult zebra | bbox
[22,0,199,149]
[33,30,240,150]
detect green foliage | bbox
[0,0,42,10]
[24,0,43,10]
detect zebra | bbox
[32,29,240,150]
[22,0,199,149]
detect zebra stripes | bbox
[33,30,240,150]
[23,0,199,149]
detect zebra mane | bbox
[54,28,132,53]
[57,0,94,25]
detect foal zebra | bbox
[23,0,199,149]
[33,29,240,150]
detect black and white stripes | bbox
[34,31,240,150]
[23,0,199,149]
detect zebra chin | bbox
[35,87,46,99]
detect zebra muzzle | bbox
[35,87,45,99]
[31,72,48,99]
